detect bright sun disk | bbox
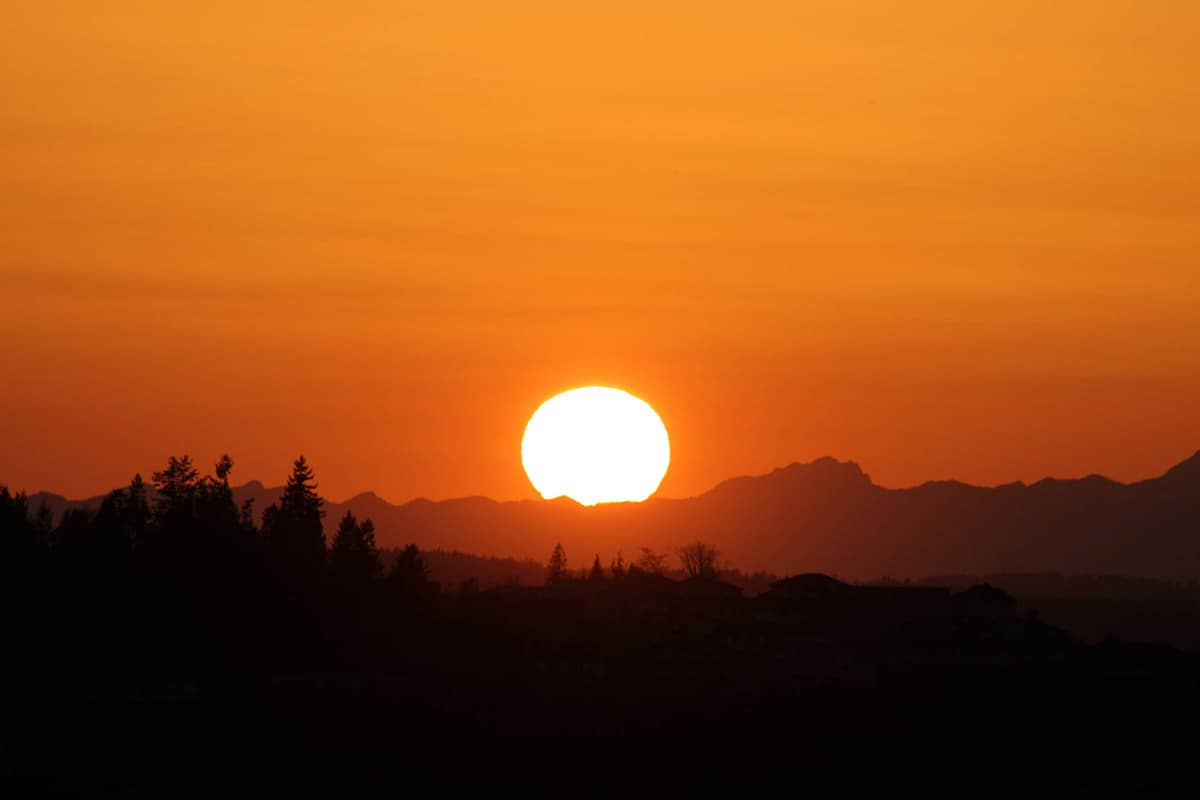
[521,386,670,506]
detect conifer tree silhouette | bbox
[93,475,150,565]
[262,455,327,580]
[331,511,383,584]
[152,455,200,524]
[387,543,434,602]
[196,455,246,546]
[546,542,568,583]
[610,551,626,580]
[0,487,46,580]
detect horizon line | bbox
[16,447,1199,509]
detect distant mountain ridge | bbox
[22,450,1200,580]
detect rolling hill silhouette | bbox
[29,450,1200,580]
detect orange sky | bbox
[3,2,1198,502]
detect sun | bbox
[521,386,671,506]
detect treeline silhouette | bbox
[2,455,446,676]
[3,454,1199,791]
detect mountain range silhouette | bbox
[30,450,1200,580]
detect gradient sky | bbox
[3,2,1198,502]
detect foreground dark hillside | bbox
[3,455,1199,790]
[29,449,1200,579]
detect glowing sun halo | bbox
[522,387,671,506]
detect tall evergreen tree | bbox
[389,544,430,584]
[262,455,327,579]
[588,554,605,582]
[610,551,626,581]
[126,474,152,543]
[387,544,434,602]
[546,542,568,584]
[239,498,257,536]
[152,455,200,523]
[195,455,243,542]
[0,488,46,581]
[93,474,151,565]
[147,455,248,558]
[330,511,383,584]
